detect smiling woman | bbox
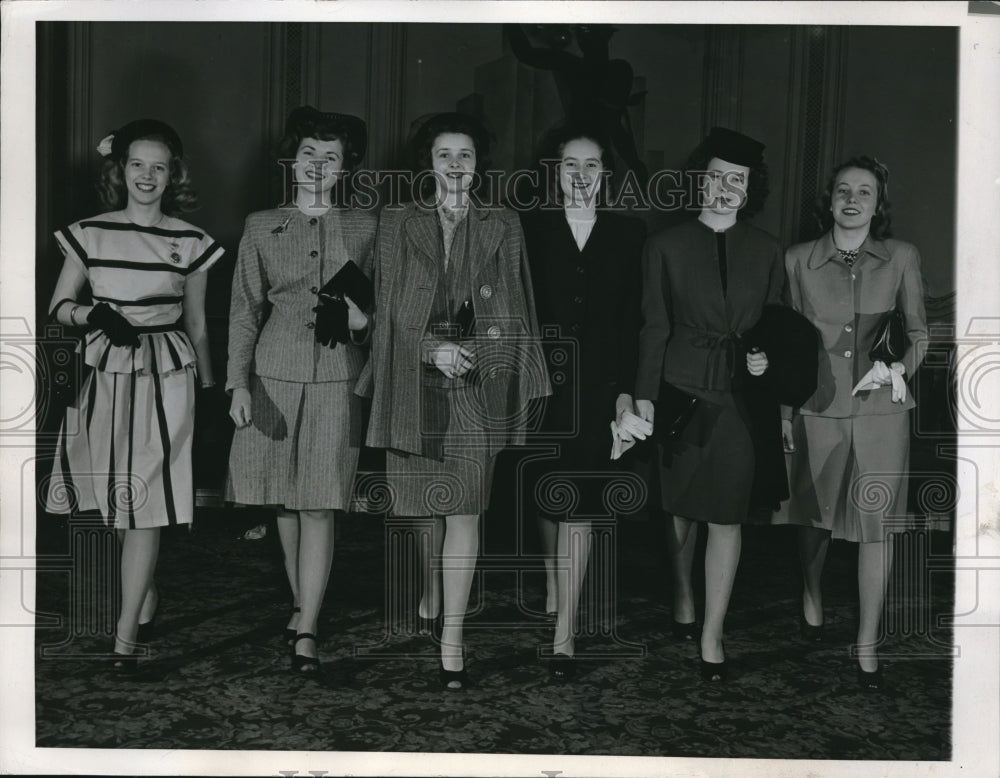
[224,105,377,675]
[775,155,927,691]
[43,118,224,673]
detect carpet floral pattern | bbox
[34,510,953,759]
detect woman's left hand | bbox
[344,295,369,332]
[746,349,769,376]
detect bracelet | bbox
[50,298,77,323]
[199,381,216,389]
[69,305,81,327]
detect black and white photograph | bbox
[1,2,998,776]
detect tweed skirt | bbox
[384,384,496,516]
[45,366,196,529]
[656,386,755,524]
[225,375,363,511]
[773,411,910,543]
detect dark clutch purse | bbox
[868,309,906,363]
[317,260,374,311]
[657,381,699,439]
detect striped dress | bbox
[44,211,224,528]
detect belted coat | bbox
[356,201,551,460]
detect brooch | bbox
[272,215,293,234]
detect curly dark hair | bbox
[683,140,770,220]
[96,135,198,215]
[535,122,615,208]
[276,109,365,170]
[815,155,892,239]
[410,112,493,200]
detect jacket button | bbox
[576,266,584,274]
[479,284,493,299]
[845,324,853,332]
[844,350,852,358]
[850,273,856,280]
[309,217,318,226]
[310,250,318,258]
[307,321,315,329]
[487,325,501,339]
[574,296,584,304]
[571,323,580,333]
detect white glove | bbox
[610,420,635,461]
[852,360,907,403]
[617,409,653,441]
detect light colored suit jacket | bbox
[226,207,377,391]
[784,231,928,417]
[357,202,551,459]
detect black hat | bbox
[285,106,367,164]
[705,126,765,167]
[108,119,184,161]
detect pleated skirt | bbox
[225,375,363,512]
[45,366,196,529]
[773,412,910,543]
[384,384,495,516]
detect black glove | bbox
[313,297,349,349]
[87,302,140,347]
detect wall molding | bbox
[366,24,407,170]
[701,26,745,134]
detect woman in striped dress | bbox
[225,107,376,673]
[45,119,224,671]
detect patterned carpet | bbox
[34,490,954,760]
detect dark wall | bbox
[37,21,958,353]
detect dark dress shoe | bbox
[671,619,699,641]
[291,633,321,674]
[857,665,884,691]
[136,617,156,644]
[439,665,468,690]
[798,615,825,642]
[699,658,728,682]
[549,654,576,681]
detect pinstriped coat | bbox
[356,201,551,460]
[226,207,377,392]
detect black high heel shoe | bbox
[291,633,321,674]
[548,653,576,681]
[671,619,699,641]
[418,613,440,636]
[699,658,728,682]
[699,641,728,682]
[283,606,301,647]
[798,613,825,642]
[439,664,468,690]
[111,653,139,675]
[856,664,884,691]
[136,614,157,644]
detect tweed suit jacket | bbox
[357,201,551,459]
[226,207,377,391]
[783,231,928,418]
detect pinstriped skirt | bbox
[225,375,363,512]
[384,383,496,516]
[45,366,196,529]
